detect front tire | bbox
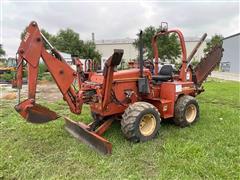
[174,95,199,127]
[121,102,161,142]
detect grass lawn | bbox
[0,79,239,179]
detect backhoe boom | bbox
[14,21,82,123]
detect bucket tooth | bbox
[64,117,112,155]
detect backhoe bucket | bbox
[64,117,112,155]
[15,99,59,123]
[26,104,59,123]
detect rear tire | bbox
[174,95,199,127]
[121,102,161,142]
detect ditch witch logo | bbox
[23,32,30,42]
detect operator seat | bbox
[152,65,173,82]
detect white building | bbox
[95,37,207,65]
[221,33,240,73]
[58,37,208,71]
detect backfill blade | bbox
[64,117,112,155]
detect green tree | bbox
[51,28,84,57]
[204,34,223,55]
[134,26,181,64]
[82,41,101,62]
[51,29,101,62]
[20,27,101,61]
[40,29,52,40]
[20,27,27,41]
[0,44,5,57]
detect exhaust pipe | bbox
[139,30,144,78]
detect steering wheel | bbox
[143,59,154,73]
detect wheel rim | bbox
[185,104,197,123]
[139,114,156,136]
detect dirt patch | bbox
[1,83,62,103]
[38,80,51,85]
[2,93,17,100]
[36,83,62,102]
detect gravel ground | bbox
[0,82,62,102]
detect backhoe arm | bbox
[14,21,82,123]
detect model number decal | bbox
[23,32,30,42]
[176,85,182,92]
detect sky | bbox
[1,0,239,57]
